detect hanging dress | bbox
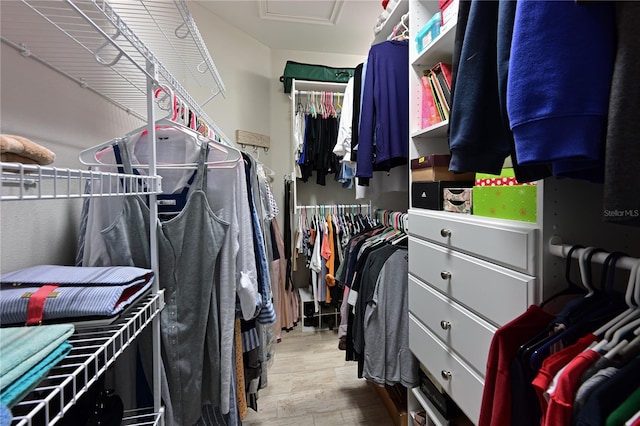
[101,140,229,426]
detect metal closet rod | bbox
[296,204,369,209]
[295,90,344,95]
[548,236,640,271]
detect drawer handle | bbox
[440,320,451,330]
[440,228,451,238]
[440,271,452,280]
[441,370,452,380]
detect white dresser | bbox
[407,208,539,423]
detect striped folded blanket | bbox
[0,265,154,325]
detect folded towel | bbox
[0,402,11,426]
[1,341,72,408]
[0,134,55,165]
[0,325,75,408]
[0,404,13,426]
[0,324,74,389]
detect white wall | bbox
[0,46,143,272]
[190,2,272,161]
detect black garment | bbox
[449,0,470,110]
[509,355,542,426]
[604,2,640,226]
[299,115,340,185]
[284,179,293,291]
[351,63,364,163]
[353,244,402,379]
[270,222,280,261]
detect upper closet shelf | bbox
[412,19,456,67]
[0,0,228,142]
[372,0,409,45]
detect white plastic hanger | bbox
[578,247,600,297]
[593,259,640,338]
[594,263,640,352]
[79,86,241,169]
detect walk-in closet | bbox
[2,1,640,426]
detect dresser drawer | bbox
[408,275,495,375]
[409,313,483,423]
[408,209,538,274]
[408,237,537,327]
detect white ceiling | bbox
[192,0,386,56]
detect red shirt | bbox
[544,349,601,426]
[479,305,555,426]
[532,333,598,424]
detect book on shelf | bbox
[431,62,452,107]
[420,76,441,128]
[427,71,449,121]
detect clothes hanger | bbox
[528,252,625,370]
[517,247,605,362]
[592,259,640,339]
[596,261,640,352]
[79,86,241,169]
[540,245,586,309]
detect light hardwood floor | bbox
[242,326,395,426]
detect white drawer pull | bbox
[441,370,452,380]
[440,228,452,238]
[440,320,451,330]
[440,271,452,280]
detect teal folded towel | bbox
[1,341,71,408]
[0,324,74,407]
[0,402,11,426]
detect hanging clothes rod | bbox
[296,203,370,210]
[295,90,344,96]
[549,236,640,271]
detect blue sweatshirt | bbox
[507,0,615,182]
[356,40,409,180]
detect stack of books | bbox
[420,62,452,129]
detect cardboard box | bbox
[412,181,474,210]
[412,167,475,182]
[411,155,475,182]
[472,185,537,223]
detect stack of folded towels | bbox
[0,324,75,414]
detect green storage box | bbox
[472,185,537,223]
[279,61,355,93]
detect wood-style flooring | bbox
[242,326,395,426]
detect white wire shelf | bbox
[121,408,163,426]
[9,290,165,426]
[0,162,162,201]
[0,0,229,143]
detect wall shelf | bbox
[1,162,161,201]
[10,291,165,426]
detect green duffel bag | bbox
[279,61,355,93]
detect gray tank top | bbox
[102,140,229,426]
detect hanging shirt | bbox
[357,40,409,180]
